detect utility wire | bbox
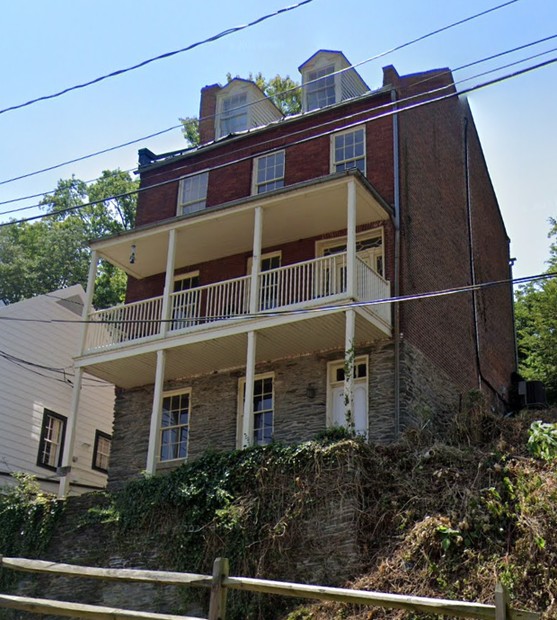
[0,271,554,326]
[2,53,555,229]
[0,0,527,192]
[0,0,315,117]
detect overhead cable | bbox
[2,53,555,229]
[0,0,527,191]
[0,271,554,326]
[0,0,315,117]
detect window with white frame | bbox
[306,64,336,111]
[92,430,111,473]
[37,409,66,471]
[248,251,282,309]
[238,374,274,446]
[177,172,208,215]
[253,151,285,194]
[220,92,248,136]
[160,390,191,462]
[173,272,200,328]
[332,127,366,174]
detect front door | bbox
[328,357,369,437]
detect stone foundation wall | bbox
[108,339,462,490]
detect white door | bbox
[329,357,369,437]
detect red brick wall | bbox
[126,222,392,303]
[395,71,515,397]
[134,91,395,230]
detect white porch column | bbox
[344,309,356,432]
[58,368,83,497]
[242,331,257,447]
[146,349,167,474]
[249,207,264,314]
[78,249,99,355]
[59,250,99,497]
[160,229,177,337]
[346,179,357,298]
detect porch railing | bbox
[84,254,391,353]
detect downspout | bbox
[391,88,401,439]
[464,116,483,391]
[465,115,509,406]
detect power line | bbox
[0,0,315,117]
[0,0,527,193]
[0,271,554,326]
[2,52,555,229]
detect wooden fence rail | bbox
[0,555,541,620]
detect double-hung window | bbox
[160,390,191,462]
[92,430,112,473]
[332,127,366,174]
[306,64,336,111]
[37,409,66,470]
[253,151,285,194]
[177,172,208,215]
[173,272,200,329]
[220,92,248,135]
[238,374,274,447]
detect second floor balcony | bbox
[75,171,394,388]
[84,251,391,354]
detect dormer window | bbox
[306,65,336,111]
[300,50,369,113]
[215,79,283,140]
[220,92,248,136]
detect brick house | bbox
[70,51,516,489]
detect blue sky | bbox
[1,0,556,280]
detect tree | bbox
[179,73,302,145]
[515,218,557,403]
[0,169,138,309]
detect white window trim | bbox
[316,229,384,276]
[251,150,286,195]
[246,250,282,273]
[159,387,191,463]
[177,171,209,216]
[237,372,275,449]
[302,59,342,112]
[326,355,369,434]
[173,270,200,289]
[216,89,250,139]
[330,125,366,175]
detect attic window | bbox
[306,64,336,111]
[220,92,248,135]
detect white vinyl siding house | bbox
[0,285,115,495]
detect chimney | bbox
[382,65,400,88]
[199,84,221,144]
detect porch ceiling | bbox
[79,310,388,389]
[92,174,391,280]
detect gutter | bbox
[391,88,401,439]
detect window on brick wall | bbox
[92,430,111,473]
[331,127,366,174]
[177,172,208,215]
[160,389,191,462]
[37,409,66,471]
[253,151,285,194]
[238,374,274,447]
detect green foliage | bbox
[0,474,63,591]
[179,116,200,147]
[515,218,557,404]
[0,170,138,309]
[528,420,557,460]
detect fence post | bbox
[208,557,229,620]
[495,581,509,620]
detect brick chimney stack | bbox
[198,84,221,145]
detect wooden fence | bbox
[0,556,541,620]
